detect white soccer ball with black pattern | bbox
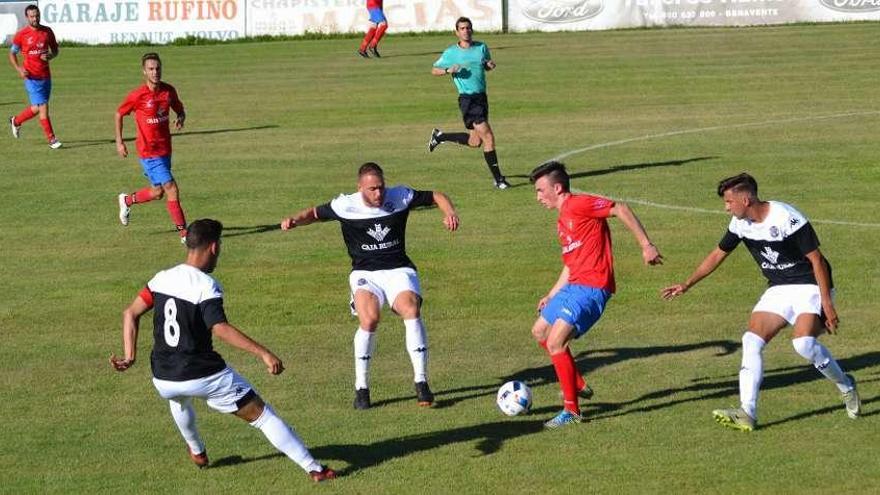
[496,380,532,416]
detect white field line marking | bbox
[551,110,880,161]
[555,111,880,228]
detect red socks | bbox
[166,200,187,234]
[360,27,377,51]
[39,118,55,141]
[551,351,580,414]
[370,23,388,48]
[540,340,586,412]
[14,107,36,126]
[131,188,156,205]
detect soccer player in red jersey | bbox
[7,4,62,149]
[529,161,663,428]
[115,52,188,242]
[357,0,387,58]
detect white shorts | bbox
[349,267,421,310]
[152,367,254,414]
[752,284,832,326]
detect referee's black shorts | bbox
[458,92,489,130]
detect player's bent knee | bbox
[234,391,264,422]
[545,340,568,355]
[791,336,817,360]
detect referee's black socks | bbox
[483,150,504,182]
[440,132,470,145]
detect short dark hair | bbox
[717,173,758,198]
[456,17,472,29]
[185,219,223,249]
[25,4,39,15]
[358,162,384,179]
[141,52,161,67]
[530,161,570,192]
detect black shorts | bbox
[458,93,489,130]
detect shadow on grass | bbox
[149,223,281,238]
[372,340,739,409]
[223,224,282,238]
[375,344,877,430]
[508,156,716,181]
[207,419,544,475]
[61,124,279,149]
[0,101,19,106]
[584,350,880,430]
[311,419,545,476]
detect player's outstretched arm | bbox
[805,249,838,332]
[432,191,460,231]
[609,202,662,265]
[110,295,150,371]
[661,247,729,300]
[114,112,128,157]
[280,206,319,231]
[212,322,284,375]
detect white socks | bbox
[169,398,205,455]
[354,327,376,390]
[404,318,429,383]
[353,320,428,389]
[739,331,766,420]
[792,336,852,393]
[249,405,321,473]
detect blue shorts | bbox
[368,8,386,24]
[140,156,174,186]
[540,284,611,339]
[24,78,52,106]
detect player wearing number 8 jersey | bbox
[110,219,335,482]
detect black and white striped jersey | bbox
[145,263,228,381]
[718,201,831,287]
[316,186,435,271]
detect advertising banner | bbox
[507,0,880,32]
[39,0,246,44]
[246,0,502,37]
[0,0,30,45]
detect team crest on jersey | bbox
[790,217,800,227]
[367,223,391,242]
[769,226,779,238]
[357,278,367,286]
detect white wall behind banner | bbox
[506,0,880,32]
[247,0,501,36]
[36,0,501,44]
[28,0,880,44]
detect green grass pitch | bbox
[1,22,878,493]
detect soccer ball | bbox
[496,380,532,416]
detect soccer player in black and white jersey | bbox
[280,162,460,410]
[661,173,860,431]
[110,219,336,482]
